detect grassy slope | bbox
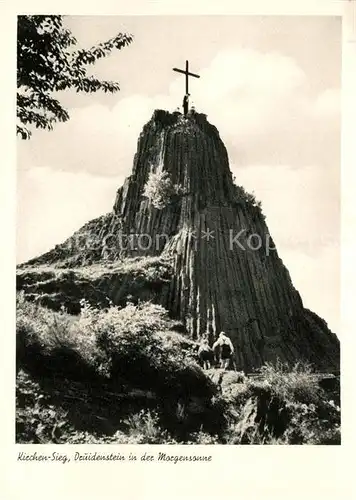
[16,256,173,314]
[16,294,340,445]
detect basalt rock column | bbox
[112,110,339,372]
[20,109,340,373]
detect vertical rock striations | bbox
[19,109,340,372]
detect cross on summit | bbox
[173,60,200,95]
[173,60,200,115]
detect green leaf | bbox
[17,15,133,138]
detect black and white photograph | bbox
[15,13,341,446]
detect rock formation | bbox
[18,109,340,372]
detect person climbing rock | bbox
[212,332,235,370]
[183,93,190,116]
[197,337,214,370]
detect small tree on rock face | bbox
[143,170,182,210]
[233,184,262,209]
[17,15,133,139]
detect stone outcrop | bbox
[16,256,173,314]
[18,109,340,372]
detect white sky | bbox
[17,15,341,334]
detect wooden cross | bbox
[172,60,200,95]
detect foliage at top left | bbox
[17,15,133,138]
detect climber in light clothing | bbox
[213,332,235,370]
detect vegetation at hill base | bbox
[16,293,340,445]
